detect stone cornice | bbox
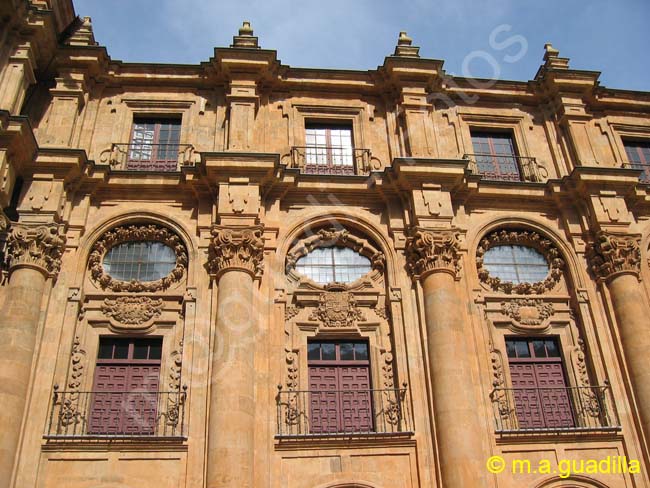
[405,228,461,280]
[586,231,641,282]
[208,225,265,279]
[6,222,66,277]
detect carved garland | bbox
[286,227,385,283]
[476,229,564,294]
[88,223,187,292]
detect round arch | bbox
[313,482,380,488]
[277,211,400,285]
[73,210,198,286]
[467,214,586,290]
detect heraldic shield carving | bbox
[310,284,365,328]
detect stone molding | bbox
[476,229,564,294]
[207,224,265,279]
[586,231,641,282]
[6,223,66,277]
[88,223,187,292]
[405,228,461,280]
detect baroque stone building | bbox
[2,1,650,487]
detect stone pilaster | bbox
[406,228,488,488]
[206,224,264,488]
[0,223,65,488]
[586,232,650,446]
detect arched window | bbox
[103,241,177,282]
[295,247,371,284]
[483,244,549,284]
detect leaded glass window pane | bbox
[104,241,177,282]
[483,245,549,284]
[295,246,372,284]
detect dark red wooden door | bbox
[507,338,574,429]
[308,341,372,434]
[89,338,161,435]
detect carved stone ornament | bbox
[6,223,66,277]
[500,298,555,328]
[88,223,187,292]
[309,283,365,328]
[476,229,564,294]
[286,227,385,282]
[405,228,461,279]
[586,231,641,281]
[0,210,9,232]
[102,296,164,329]
[208,225,264,279]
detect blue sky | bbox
[74,0,650,91]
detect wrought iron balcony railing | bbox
[622,162,650,183]
[276,386,411,437]
[490,385,620,434]
[464,153,547,182]
[288,146,377,176]
[46,386,187,440]
[98,143,197,172]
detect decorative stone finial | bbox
[6,223,66,277]
[231,21,260,49]
[405,228,461,279]
[66,16,98,47]
[586,231,641,282]
[393,31,420,58]
[208,225,265,279]
[542,42,569,69]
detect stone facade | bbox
[1,2,650,488]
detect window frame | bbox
[127,116,182,171]
[622,138,650,182]
[294,246,373,285]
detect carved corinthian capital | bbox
[208,225,265,279]
[405,228,461,279]
[586,231,641,281]
[6,223,66,277]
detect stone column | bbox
[0,223,65,488]
[206,225,264,488]
[587,231,650,443]
[406,228,488,488]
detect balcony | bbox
[287,146,376,176]
[464,153,547,182]
[276,386,412,438]
[45,386,187,440]
[490,385,620,435]
[98,143,197,172]
[622,162,650,183]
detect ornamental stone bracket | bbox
[207,224,265,279]
[586,231,641,282]
[405,228,461,280]
[6,223,66,278]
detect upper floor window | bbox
[128,117,181,171]
[470,131,521,181]
[304,123,355,175]
[483,245,549,284]
[295,246,372,284]
[103,241,177,282]
[624,140,650,182]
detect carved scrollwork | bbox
[284,350,299,426]
[571,339,602,418]
[476,229,564,294]
[286,227,385,281]
[500,298,555,329]
[6,223,66,277]
[102,296,163,329]
[164,341,184,428]
[405,228,461,279]
[88,223,187,292]
[586,231,641,281]
[208,225,265,279]
[58,336,86,427]
[488,342,511,420]
[309,284,365,328]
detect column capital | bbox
[6,223,66,278]
[586,231,641,282]
[208,224,265,280]
[405,227,461,280]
